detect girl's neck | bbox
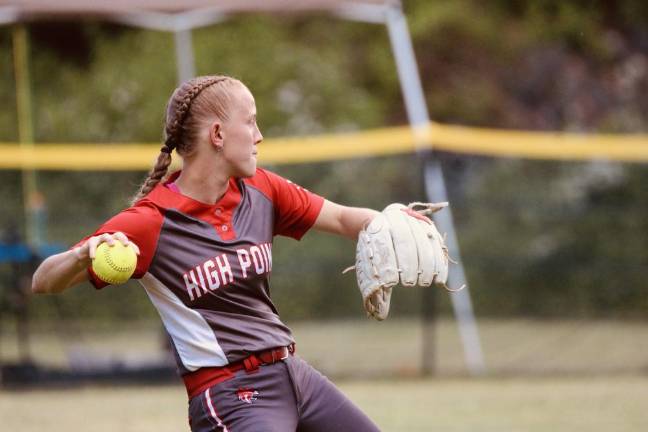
[174,162,230,205]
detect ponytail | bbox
[130,145,173,205]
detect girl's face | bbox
[219,85,263,178]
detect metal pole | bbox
[12,24,42,247]
[174,29,196,84]
[385,4,486,375]
[424,160,486,375]
[11,23,37,364]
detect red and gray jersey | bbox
[77,169,324,375]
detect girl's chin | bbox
[235,163,257,178]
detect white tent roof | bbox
[1,0,396,20]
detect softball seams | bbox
[102,246,136,273]
[99,274,125,284]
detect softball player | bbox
[32,75,382,431]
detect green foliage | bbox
[458,159,648,318]
[1,1,647,321]
[0,29,18,141]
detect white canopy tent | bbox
[1,0,485,375]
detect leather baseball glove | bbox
[346,202,457,320]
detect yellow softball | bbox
[92,242,137,285]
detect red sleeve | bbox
[255,169,325,240]
[72,204,164,289]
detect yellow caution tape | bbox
[1,122,647,171]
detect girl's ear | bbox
[209,121,224,151]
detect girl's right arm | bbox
[31,232,139,294]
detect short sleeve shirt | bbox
[75,169,324,374]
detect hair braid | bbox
[165,76,227,153]
[130,75,230,205]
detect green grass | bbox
[3,318,647,376]
[0,319,648,432]
[345,375,648,432]
[1,375,647,431]
[2,318,648,431]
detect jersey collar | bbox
[146,170,241,217]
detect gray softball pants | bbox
[188,355,381,432]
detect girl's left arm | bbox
[312,200,379,240]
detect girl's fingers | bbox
[87,237,98,259]
[130,242,141,256]
[100,233,116,246]
[111,232,139,255]
[86,232,140,259]
[113,231,130,246]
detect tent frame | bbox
[2,0,485,375]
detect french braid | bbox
[131,75,235,204]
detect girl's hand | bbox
[73,232,141,265]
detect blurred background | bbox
[1,1,647,431]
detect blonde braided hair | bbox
[131,75,242,204]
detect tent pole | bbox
[384,3,486,376]
[12,24,43,248]
[174,29,196,84]
[11,23,37,364]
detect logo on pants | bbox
[237,387,259,404]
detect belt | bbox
[183,344,295,399]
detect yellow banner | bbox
[1,122,647,170]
